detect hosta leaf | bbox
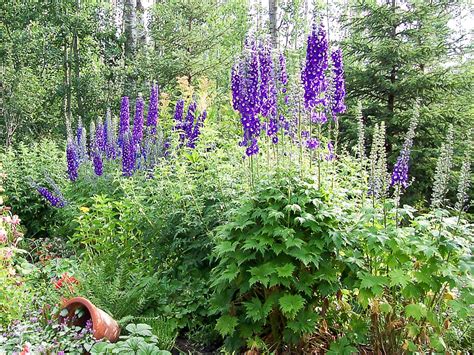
[126,323,153,337]
[216,314,238,336]
[279,294,305,320]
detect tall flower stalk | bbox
[391,104,419,226]
[133,94,145,144]
[119,96,130,147]
[147,84,159,135]
[66,140,79,182]
[431,126,454,209]
[455,151,471,223]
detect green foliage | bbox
[0,139,65,237]
[78,258,156,320]
[339,202,473,353]
[133,314,178,351]
[341,0,473,203]
[0,294,97,353]
[211,173,346,351]
[91,323,171,355]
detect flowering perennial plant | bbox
[119,96,130,146]
[66,141,79,182]
[147,84,159,134]
[431,126,454,208]
[133,95,145,144]
[330,48,346,116]
[301,24,329,110]
[231,41,262,156]
[455,152,471,213]
[231,23,346,161]
[390,106,419,189]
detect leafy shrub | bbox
[0,139,65,238]
[91,323,171,355]
[211,173,347,352]
[341,206,473,353]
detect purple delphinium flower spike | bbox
[330,48,346,117]
[133,95,144,144]
[66,141,79,181]
[96,118,106,153]
[92,152,103,176]
[119,96,130,147]
[36,186,65,207]
[390,107,419,189]
[231,64,243,112]
[233,40,261,156]
[279,53,289,104]
[147,84,159,135]
[122,133,136,177]
[184,101,197,143]
[187,110,207,148]
[302,23,329,110]
[174,99,185,144]
[259,43,277,119]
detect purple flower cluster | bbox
[232,40,285,156]
[133,95,144,144]
[95,118,106,152]
[391,155,409,188]
[37,186,65,207]
[391,115,418,189]
[301,24,329,110]
[122,133,136,177]
[66,141,79,181]
[147,84,159,135]
[259,44,277,119]
[92,153,103,176]
[330,48,346,116]
[279,53,289,104]
[311,111,328,124]
[173,100,207,148]
[306,138,320,150]
[119,96,130,146]
[188,110,207,148]
[325,141,335,161]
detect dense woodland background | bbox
[1,0,472,206]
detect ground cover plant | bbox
[0,0,472,354]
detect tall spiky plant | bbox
[431,126,454,209]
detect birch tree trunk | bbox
[269,0,278,48]
[136,0,146,50]
[123,0,136,59]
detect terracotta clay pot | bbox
[60,297,120,342]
